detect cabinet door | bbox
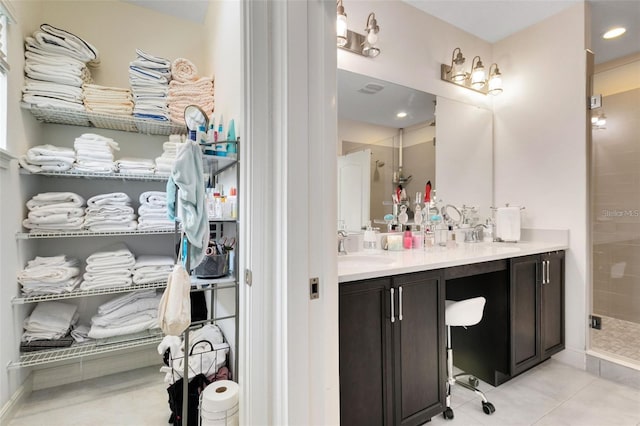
[510,255,541,375]
[541,251,565,358]
[339,278,394,426]
[392,271,445,426]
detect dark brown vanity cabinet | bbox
[510,251,565,376]
[339,271,445,426]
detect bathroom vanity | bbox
[338,238,567,426]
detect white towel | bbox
[26,192,85,210]
[22,301,78,342]
[98,289,157,316]
[87,192,131,207]
[495,206,521,242]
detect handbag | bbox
[158,243,191,336]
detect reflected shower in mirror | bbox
[337,69,436,231]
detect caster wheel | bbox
[468,376,479,387]
[443,407,454,420]
[482,401,496,415]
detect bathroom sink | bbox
[338,254,397,267]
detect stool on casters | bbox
[443,296,495,420]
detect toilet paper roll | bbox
[202,380,239,413]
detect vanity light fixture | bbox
[441,47,503,95]
[336,1,381,58]
[336,0,348,47]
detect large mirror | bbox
[337,69,493,232]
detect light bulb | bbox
[337,14,348,47]
[488,74,502,95]
[366,30,378,45]
[471,67,486,89]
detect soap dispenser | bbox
[363,221,377,251]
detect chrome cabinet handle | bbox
[390,288,395,323]
[399,286,403,321]
[546,260,551,284]
[541,259,547,284]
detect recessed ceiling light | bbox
[397,112,407,118]
[603,27,626,39]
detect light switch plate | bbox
[590,95,602,109]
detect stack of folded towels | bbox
[80,243,135,290]
[167,58,214,125]
[22,23,99,111]
[18,255,81,296]
[22,192,86,232]
[132,255,174,284]
[73,133,119,173]
[84,192,137,232]
[18,144,76,173]
[22,301,78,346]
[82,84,134,116]
[116,157,155,175]
[129,49,172,121]
[155,135,183,175]
[87,289,162,339]
[138,191,173,230]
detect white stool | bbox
[443,296,495,420]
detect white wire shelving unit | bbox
[16,228,176,239]
[7,331,164,369]
[19,168,170,182]
[21,102,186,136]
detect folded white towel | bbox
[86,221,138,232]
[98,289,157,316]
[26,144,76,159]
[87,318,158,340]
[22,217,85,231]
[35,23,100,66]
[87,192,131,207]
[22,94,85,111]
[26,192,85,210]
[19,156,74,173]
[92,294,162,325]
[22,301,78,342]
[71,324,90,343]
[79,276,133,290]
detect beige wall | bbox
[493,3,588,366]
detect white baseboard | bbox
[553,347,586,370]
[0,374,33,425]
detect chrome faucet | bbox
[338,230,348,255]
[471,223,487,242]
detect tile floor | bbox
[591,315,640,364]
[8,359,640,426]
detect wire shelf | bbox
[16,228,175,239]
[12,276,236,304]
[8,330,163,369]
[21,103,186,136]
[12,280,168,304]
[19,168,169,182]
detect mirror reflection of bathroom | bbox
[337,69,436,232]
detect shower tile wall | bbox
[592,88,640,324]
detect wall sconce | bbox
[336,1,381,58]
[441,47,503,95]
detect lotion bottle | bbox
[363,221,377,251]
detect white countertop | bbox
[338,240,568,283]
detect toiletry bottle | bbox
[446,225,458,249]
[484,218,495,242]
[228,187,237,219]
[414,195,423,227]
[412,225,423,249]
[424,227,435,250]
[403,227,413,249]
[218,115,224,141]
[363,221,377,251]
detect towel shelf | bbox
[12,276,236,304]
[7,330,164,369]
[19,168,170,182]
[21,102,187,136]
[16,228,176,239]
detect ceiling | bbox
[404,0,639,64]
[338,69,436,128]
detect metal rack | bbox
[7,330,164,369]
[21,102,186,136]
[19,168,169,182]
[16,229,175,239]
